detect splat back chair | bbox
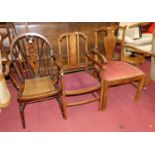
[10,33,61,128]
[58,32,104,119]
[93,25,145,110]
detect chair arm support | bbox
[85,51,105,80]
[85,52,104,70]
[123,44,155,57]
[91,48,108,63]
[56,58,63,69]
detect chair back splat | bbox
[58,32,88,72]
[94,25,126,61]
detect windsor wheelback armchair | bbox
[93,25,145,110]
[58,32,104,119]
[10,33,62,128]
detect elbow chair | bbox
[119,22,155,83]
[10,33,62,128]
[118,22,153,65]
[57,32,104,119]
[93,25,145,110]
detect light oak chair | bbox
[10,33,62,128]
[93,25,145,110]
[58,32,104,119]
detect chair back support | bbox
[10,33,58,85]
[94,25,126,61]
[58,32,88,71]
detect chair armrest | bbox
[123,44,155,57]
[55,58,63,69]
[55,58,64,79]
[85,52,104,69]
[85,51,105,80]
[128,22,143,28]
[91,48,108,63]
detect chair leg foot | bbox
[102,82,108,111]
[135,76,145,101]
[102,104,107,111]
[19,102,26,129]
[61,95,67,120]
[99,85,104,111]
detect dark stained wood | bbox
[10,33,62,128]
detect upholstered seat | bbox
[63,71,100,95]
[102,61,144,81]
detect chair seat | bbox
[63,71,100,95]
[102,61,144,81]
[19,76,58,100]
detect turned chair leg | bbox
[61,95,67,119]
[19,102,26,129]
[102,82,108,111]
[135,76,145,101]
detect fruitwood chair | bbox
[93,25,145,110]
[10,33,61,128]
[58,32,104,119]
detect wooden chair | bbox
[119,22,155,67]
[58,32,104,119]
[10,33,61,128]
[93,25,145,110]
[0,23,16,60]
[0,34,10,110]
[0,33,10,76]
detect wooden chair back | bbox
[58,32,88,71]
[94,25,126,61]
[10,33,58,86]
